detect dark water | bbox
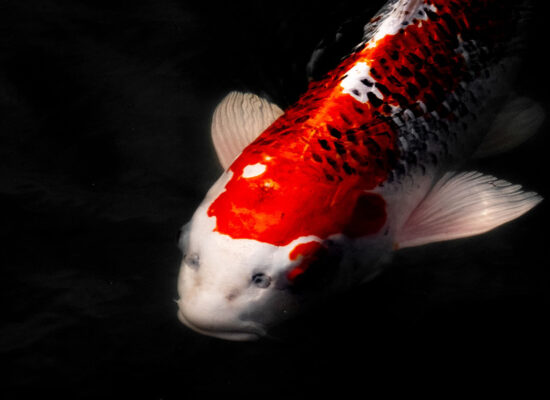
[2,1,549,397]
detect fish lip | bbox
[177,310,264,341]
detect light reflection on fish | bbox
[176,0,544,341]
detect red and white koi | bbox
[177,0,544,340]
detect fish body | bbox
[177,0,543,340]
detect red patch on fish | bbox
[208,0,513,246]
[287,241,324,282]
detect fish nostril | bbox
[225,291,239,302]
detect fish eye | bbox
[185,253,200,270]
[251,273,271,289]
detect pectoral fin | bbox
[396,171,542,249]
[211,91,283,169]
[474,97,545,158]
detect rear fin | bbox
[211,91,283,169]
[474,97,545,158]
[396,171,542,249]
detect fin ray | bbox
[396,171,542,248]
[211,91,283,169]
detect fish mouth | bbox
[177,310,265,341]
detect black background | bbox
[2,0,549,398]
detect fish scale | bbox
[207,0,524,247]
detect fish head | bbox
[175,175,356,340]
[176,158,392,340]
[176,218,343,340]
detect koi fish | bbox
[176,0,544,340]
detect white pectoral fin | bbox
[211,91,283,169]
[474,97,545,158]
[396,171,542,249]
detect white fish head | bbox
[176,173,393,340]
[175,175,349,340]
[176,215,319,341]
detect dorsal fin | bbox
[211,91,283,169]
